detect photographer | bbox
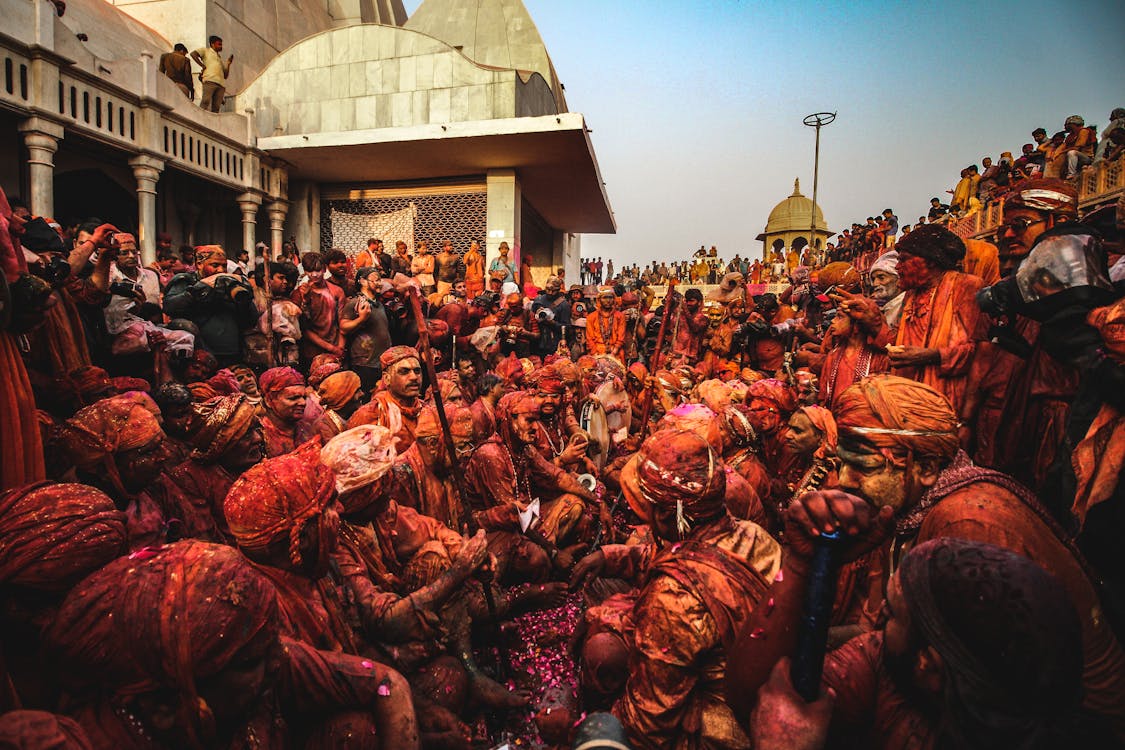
[965,178,1083,488]
[163,245,257,366]
[531,276,572,356]
[737,293,794,373]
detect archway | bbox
[54,168,136,230]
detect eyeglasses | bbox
[1002,216,1044,234]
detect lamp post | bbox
[802,112,836,266]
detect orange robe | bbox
[613,516,782,750]
[0,332,45,491]
[892,271,985,416]
[463,248,485,299]
[585,309,626,356]
[346,391,420,453]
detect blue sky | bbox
[404,0,1125,265]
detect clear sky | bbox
[403,0,1125,266]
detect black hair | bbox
[208,35,222,45]
[173,43,187,52]
[324,248,348,264]
[301,252,325,271]
[272,261,299,287]
[684,288,703,301]
[478,372,502,394]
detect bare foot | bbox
[470,672,531,709]
[504,581,570,614]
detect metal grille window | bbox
[320,189,487,258]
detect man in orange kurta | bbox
[585,289,626,358]
[886,225,985,419]
[826,375,1125,735]
[347,346,424,452]
[570,429,781,750]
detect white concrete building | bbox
[0,0,614,282]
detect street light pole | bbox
[803,111,836,266]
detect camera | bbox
[536,307,555,322]
[976,277,1022,319]
[110,280,141,298]
[573,302,587,315]
[32,254,72,288]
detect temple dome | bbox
[765,178,827,234]
[405,0,567,112]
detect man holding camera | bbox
[163,245,257,366]
[531,276,573,356]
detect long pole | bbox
[803,112,836,267]
[637,280,677,439]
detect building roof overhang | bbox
[257,112,615,234]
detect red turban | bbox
[46,541,277,742]
[624,428,726,531]
[834,374,959,463]
[495,352,525,386]
[206,369,241,395]
[380,345,420,371]
[67,366,114,404]
[317,370,361,411]
[59,393,164,476]
[496,390,540,449]
[0,482,126,592]
[534,367,567,394]
[112,376,150,394]
[308,361,343,390]
[188,382,222,402]
[189,394,259,463]
[259,367,305,413]
[224,440,335,566]
[746,378,798,414]
[308,353,342,374]
[0,711,92,749]
[258,366,305,397]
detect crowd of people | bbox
[1,154,1125,750]
[825,109,1125,274]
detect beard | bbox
[896,257,932,290]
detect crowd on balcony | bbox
[2,100,1125,750]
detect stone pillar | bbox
[237,192,262,258]
[18,118,64,218]
[128,155,165,265]
[485,169,521,274]
[267,201,288,258]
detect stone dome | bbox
[765,178,827,234]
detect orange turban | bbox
[798,405,838,460]
[189,394,258,462]
[833,375,959,463]
[817,262,861,290]
[188,382,222,402]
[193,245,226,265]
[0,482,126,592]
[317,371,361,411]
[224,440,334,566]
